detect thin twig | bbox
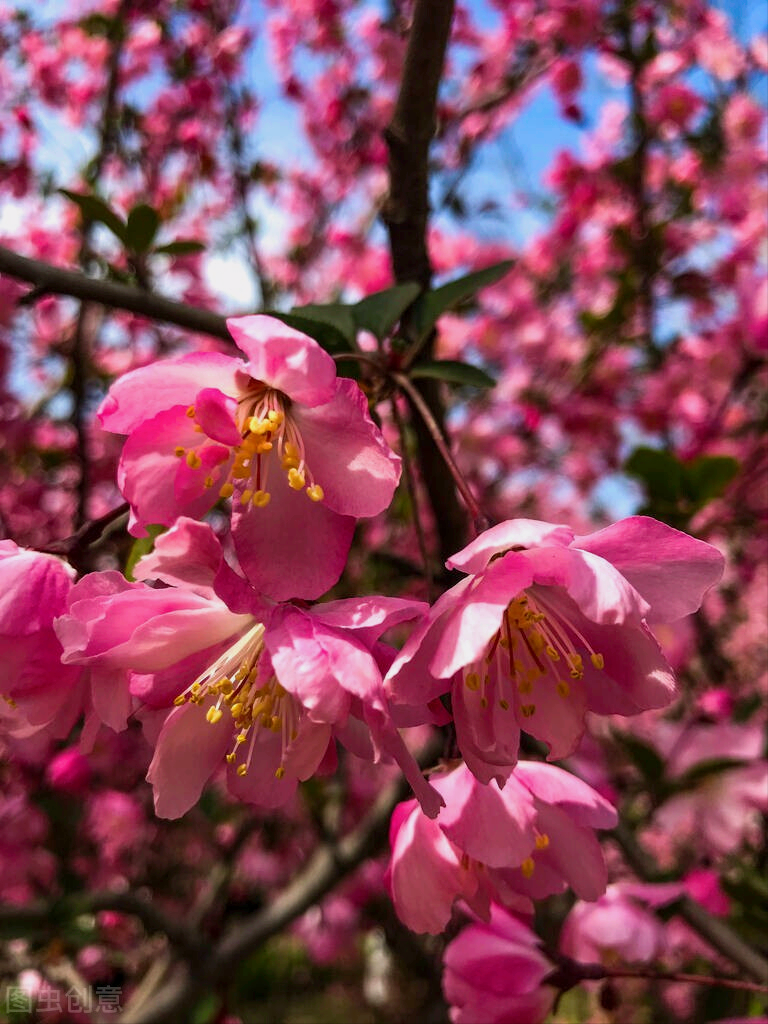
[391,395,434,599]
[393,371,487,533]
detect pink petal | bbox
[512,671,588,761]
[134,517,223,595]
[98,351,242,434]
[119,407,222,535]
[293,378,400,516]
[430,553,534,678]
[389,804,472,934]
[0,549,74,635]
[385,579,474,705]
[526,547,650,625]
[447,519,574,574]
[574,516,725,623]
[226,314,336,406]
[438,768,537,868]
[514,762,617,830]
[265,607,356,723]
[194,387,241,445]
[89,665,132,732]
[147,704,231,818]
[232,473,355,601]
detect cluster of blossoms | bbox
[2,314,726,1015]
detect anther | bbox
[219,482,234,498]
[288,468,305,490]
[591,653,605,669]
[186,450,202,469]
[521,857,535,878]
[306,484,324,501]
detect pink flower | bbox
[56,518,441,819]
[386,517,723,783]
[0,540,85,738]
[387,761,616,935]
[97,315,401,600]
[442,904,555,1024]
[560,882,683,965]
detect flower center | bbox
[463,590,605,717]
[176,385,324,508]
[173,622,299,780]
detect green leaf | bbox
[125,203,160,253]
[124,524,166,581]
[616,733,666,786]
[153,239,206,256]
[409,358,496,389]
[682,455,739,504]
[411,260,514,339]
[624,447,684,504]
[351,282,421,341]
[59,189,127,242]
[266,305,355,355]
[674,757,748,792]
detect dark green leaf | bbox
[674,757,748,791]
[125,525,166,581]
[624,447,684,504]
[153,239,206,256]
[351,282,421,340]
[411,260,514,339]
[682,455,739,504]
[125,203,160,253]
[59,189,127,242]
[616,733,666,785]
[265,306,354,355]
[409,359,496,389]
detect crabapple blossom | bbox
[387,517,724,783]
[387,761,617,935]
[442,904,556,1024]
[98,314,401,600]
[56,518,441,819]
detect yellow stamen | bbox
[219,482,234,498]
[288,468,305,490]
[186,450,202,469]
[521,857,535,878]
[306,484,324,502]
[252,490,271,507]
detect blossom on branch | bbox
[97,315,401,600]
[442,904,556,1024]
[56,518,441,819]
[386,517,724,784]
[387,761,617,935]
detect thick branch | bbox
[382,0,469,563]
[383,0,454,287]
[0,245,230,341]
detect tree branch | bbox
[0,245,230,342]
[382,0,470,565]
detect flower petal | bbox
[293,378,401,517]
[226,315,336,406]
[574,516,724,623]
[447,519,574,574]
[147,703,231,819]
[232,472,355,601]
[98,351,242,434]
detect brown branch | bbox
[382,0,470,566]
[0,245,231,341]
[382,0,455,288]
[548,951,768,996]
